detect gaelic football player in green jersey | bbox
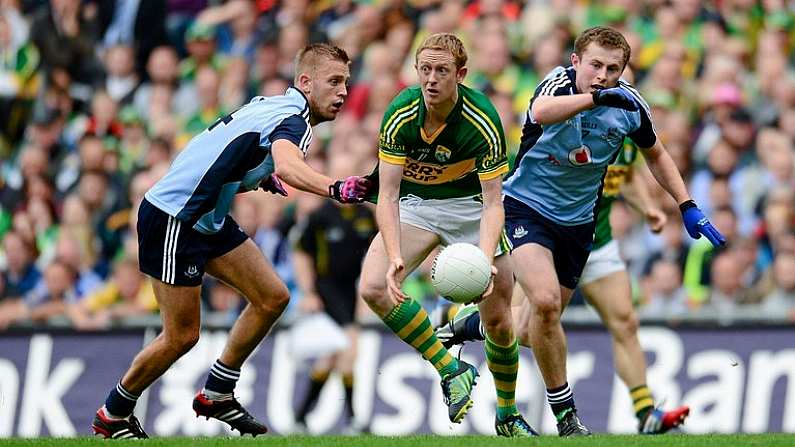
[358,33,536,437]
[438,139,693,434]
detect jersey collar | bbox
[287,86,310,116]
[565,66,578,93]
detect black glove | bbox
[592,87,639,111]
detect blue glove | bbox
[592,87,639,111]
[680,200,726,247]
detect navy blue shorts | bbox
[503,196,595,289]
[137,199,249,286]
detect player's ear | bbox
[456,66,467,82]
[571,52,580,67]
[297,72,312,94]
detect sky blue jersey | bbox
[503,66,656,226]
[145,87,312,234]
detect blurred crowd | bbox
[0,0,793,331]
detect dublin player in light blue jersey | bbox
[499,27,723,436]
[91,44,371,439]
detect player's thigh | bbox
[205,238,288,307]
[511,242,562,308]
[359,223,441,292]
[151,280,202,338]
[581,269,635,330]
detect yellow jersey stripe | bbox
[379,152,406,165]
[388,111,417,143]
[463,96,502,151]
[477,164,509,181]
[462,112,495,156]
[383,101,419,142]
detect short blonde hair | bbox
[294,43,350,84]
[415,33,467,69]
[575,27,631,68]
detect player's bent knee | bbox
[612,310,640,341]
[530,290,562,319]
[359,281,386,305]
[272,285,290,311]
[253,289,290,316]
[481,314,513,339]
[165,330,200,356]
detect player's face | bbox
[306,59,350,124]
[415,49,466,108]
[571,43,626,93]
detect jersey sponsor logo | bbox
[568,145,593,166]
[402,157,475,185]
[512,225,528,239]
[434,145,452,162]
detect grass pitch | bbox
[2,434,794,446]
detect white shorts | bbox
[399,194,504,256]
[579,239,626,286]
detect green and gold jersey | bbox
[593,139,638,250]
[376,84,508,200]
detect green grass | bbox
[2,434,794,447]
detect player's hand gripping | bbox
[386,257,408,304]
[679,200,726,247]
[592,86,639,111]
[260,174,288,196]
[329,176,372,203]
[467,265,498,305]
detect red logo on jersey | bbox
[568,146,592,166]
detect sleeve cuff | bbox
[379,152,406,165]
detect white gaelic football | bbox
[430,243,491,303]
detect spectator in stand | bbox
[640,257,689,320]
[67,257,157,330]
[701,250,752,323]
[102,45,140,105]
[0,230,41,329]
[93,0,168,78]
[179,21,225,82]
[195,0,261,65]
[760,251,795,319]
[0,8,40,153]
[23,258,79,326]
[30,0,102,89]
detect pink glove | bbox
[260,174,288,196]
[329,176,372,203]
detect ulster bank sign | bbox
[1,326,794,437]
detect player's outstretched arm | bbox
[376,160,408,303]
[531,94,596,125]
[641,141,726,247]
[271,139,370,202]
